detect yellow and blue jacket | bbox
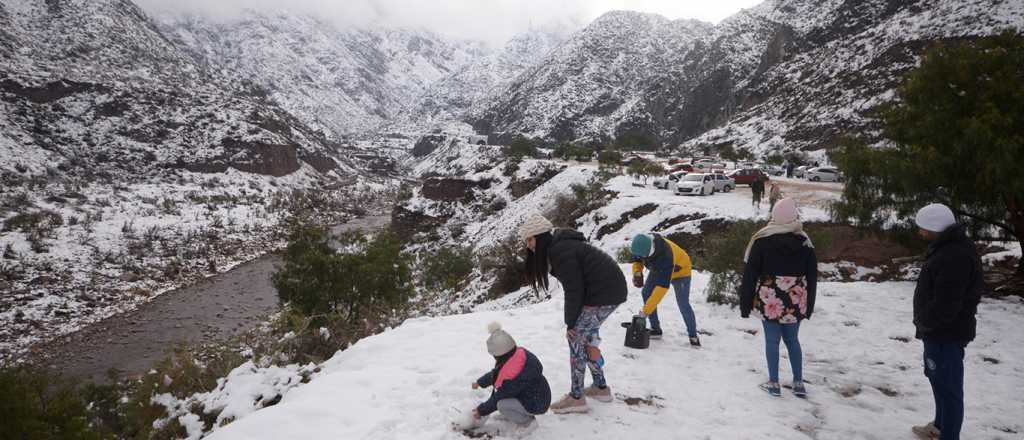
[633,235,692,316]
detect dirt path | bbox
[31,215,391,383]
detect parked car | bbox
[805,167,844,182]
[674,173,715,196]
[692,160,727,171]
[711,173,736,192]
[760,164,785,176]
[727,168,769,186]
[794,165,809,178]
[653,171,688,190]
[670,163,695,173]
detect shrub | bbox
[502,136,538,159]
[2,210,62,234]
[478,233,526,298]
[0,365,104,440]
[272,222,415,325]
[547,177,614,228]
[701,220,761,306]
[421,246,475,292]
[615,245,634,264]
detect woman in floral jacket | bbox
[740,198,817,398]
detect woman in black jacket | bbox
[518,213,627,414]
[740,198,817,398]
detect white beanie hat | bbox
[486,322,516,356]
[915,203,956,232]
[518,212,553,242]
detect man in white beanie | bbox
[911,203,983,440]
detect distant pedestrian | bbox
[751,175,765,210]
[519,213,626,414]
[910,204,983,440]
[786,162,795,178]
[740,198,817,398]
[768,182,782,211]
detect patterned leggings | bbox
[568,304,618,398]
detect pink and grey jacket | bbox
[475,347,551,416]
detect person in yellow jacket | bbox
[630,233,701,346]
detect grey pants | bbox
[496,399,534,425]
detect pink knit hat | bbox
[770,198,799,224]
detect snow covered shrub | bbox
[420,246,475,292]
[478,233,527,298]
[701,220,760,306]
[548,177,614,228]
[616,245,634,263]
[272,221,415,325]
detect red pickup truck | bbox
[727,168,769,186]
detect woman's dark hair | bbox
[525,231,552,291]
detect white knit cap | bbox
[518,212,553,242]
[915,203,956,232]
[486,322,516,356]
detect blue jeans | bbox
[641,275,698,337]
[762,320,802,383]
[923,339,965,440]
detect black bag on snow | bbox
[622,315,649,349]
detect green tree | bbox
[627,158,665,184]
[0,366,104,440]
[502,136,538,159]
[597,150,624,172]
[273,222,415,323]
[421,246,475,292]
[831,31,1024,274]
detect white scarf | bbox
[742,219,814,262]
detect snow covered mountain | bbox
[393,24,571,132]
[471,0,1024,154]
[155,10,490,138]
[0,0,351,179]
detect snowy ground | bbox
[202,271,1024,440]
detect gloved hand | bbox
[632,273,644,288]
[471,381,480,390]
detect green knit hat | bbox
[631,234,655,259]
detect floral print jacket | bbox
[740,233,818,322]
[752,275,810,323]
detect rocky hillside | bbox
[471,0,1024,154]
[156,10,489,138]
[0,0,352,180]
[0,0,393,360]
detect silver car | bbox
[805,167,844,182]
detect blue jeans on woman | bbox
[762,320,802,383]
[923,339,965,440]
[641,275,698,338]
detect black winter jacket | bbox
[476,348,551,416]
[913,224,983,344]
[740,233,818,321]
[547,229,628,328]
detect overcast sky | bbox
[137,0,764,45]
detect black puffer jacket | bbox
[913,224,983,344]
[547,229,628,328]
[740,233,818,321]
